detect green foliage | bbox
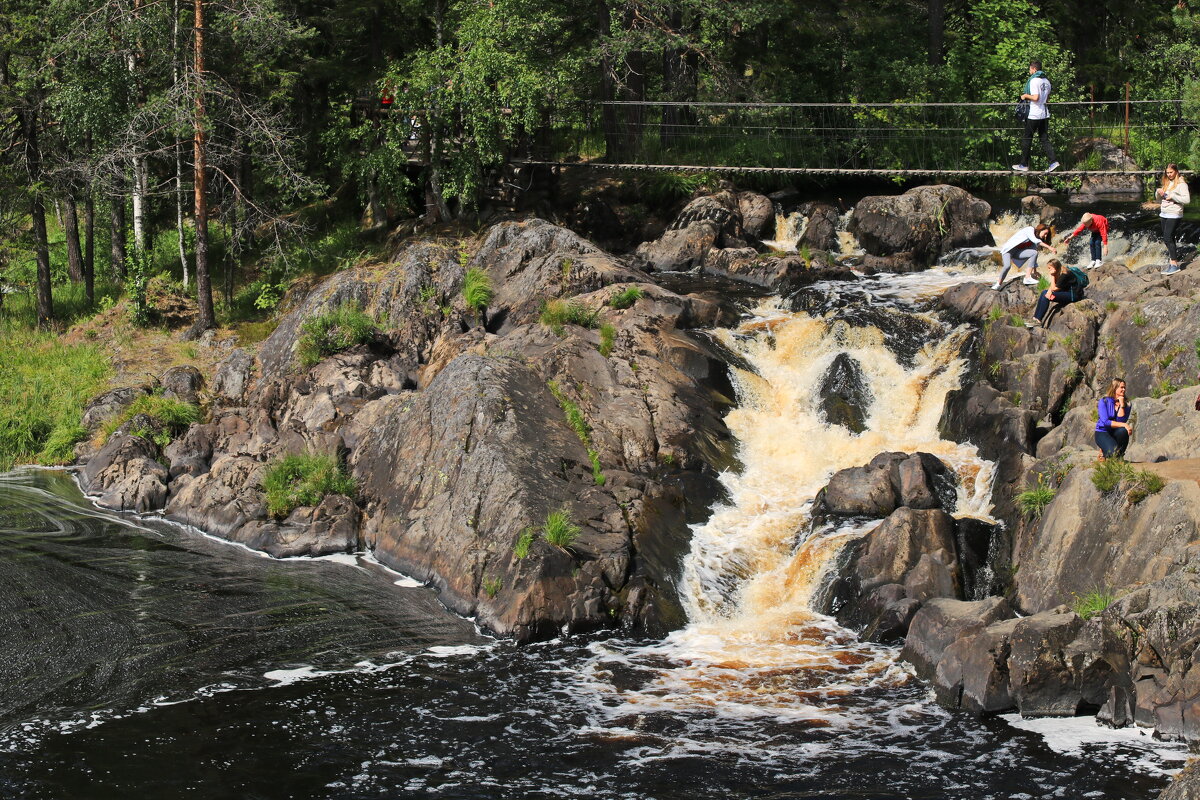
[462,268,494,315]
[514,527,535,559]
[1105,301,1119,312]
[609,286,644,310]
[1133,310,1148,327]
[125,245,154,328]
[1092,458,1167,504]
[1036,275,1050,293]
[102,393,202,446]
[598,323,616,358]
[297,304,377,368]
[483,576,503,598]
[540,299,601,336]
[0,329,110,470]
[1072,590,1116,620]
[1017,474,1057,519]
[1127,469,1166,504]
[542,507,581,549]
[987,306,1005,322]
[1151,379,1179,399]
[262,452,356,519]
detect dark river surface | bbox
[0,468,1184,799]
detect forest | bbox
[1,0,1199,330]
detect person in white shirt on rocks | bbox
[1012,60,1060,174]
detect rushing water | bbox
[0,236,1190,798]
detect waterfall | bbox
[581,275,996,724]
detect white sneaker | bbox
[1022,276,1039,286]
[1088,259,1100,269]
[990,282,1002,290]
[1047,161,1061,173]
[1025,319,1040,329]
[1012,164,1029,172]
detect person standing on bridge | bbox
[1012,60,1060,174]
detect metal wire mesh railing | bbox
[531,99,1192,175]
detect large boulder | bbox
[667,192,744,244]
[210,348,256,405]
[901,596,1013,679]
[160,365,204,405]
[848,185,994,268]
[818,353,872,434]
[80,429,169,513]
[635,221,720,271]
[814,451,957,522]
[737,191,775,239]
[1070,138,1145,197]
[796,201,841,253]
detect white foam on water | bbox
[1002,714,1190,776]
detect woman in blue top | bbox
[1095,378,1132,460]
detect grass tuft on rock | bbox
[262,452,356,518]
[547,380,605,485]
[1017,474,1056,519]
[100,392,202,446]
[296,303,377,368]
[609,286,644,310]
[461,268,493,315]
[542,508,581,549]
[514,527,535,559]
[1072,590,1116,620]
[1091,458,1166,505]
[598,323,616,358]
[540,299,601,336]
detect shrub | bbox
[1127,469,1166,504]
[1092,457,1131,493]
[987,305,1005,322]
[101,393,202,445]
[461,268,493,315]
[514,527,535,559]
[296,303,377,368]
[540,298,602,335]
[542,508,581,549]
[1017,475,1056,519]
[261,452,356,519]
[1072,590,1115,620]
[609,286,644,310]
[599,323,616,358]
[1091,458,1167,504]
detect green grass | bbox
[1036,276,1050,293]
[548,380,605,486]
[1009,313,1025,328]
[1017,475,1056,519]
[0,326,111,470]
[540,298,602,336]
[609,286,644,310]
[542,508,581,549]
[987,305,1005,323]
[1105,301,1119,312]
[296,303,377,368]
[462,268,493,315]
[101,393,202,446]
[1151,379,1179,399]
[483,576,503,598]
[1091,458,1167,504]
[261,452,356,519]
[598,323,616,358]
[1072,590,1116,620]
[514,527,535,559]
[1132,310,1148,327]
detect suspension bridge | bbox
[521,98,1191,177]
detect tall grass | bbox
[540,299,602,336]
[542,508,581,549]
[296,303,377,368]
[261,452,356,518]
[0,323,110,470]
[100,393,202,447]
[461,268,493,315]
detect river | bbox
[0,209,1191,799]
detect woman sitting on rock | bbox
[1025,258,1080,328]
[1095,378,1132,460]
[993,223,1056,290]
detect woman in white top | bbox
[992,223,1057,289]
[1157,163,1191,275]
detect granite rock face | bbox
[848,185,994,267]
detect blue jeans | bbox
[1095,428,1128,458]
[1033,288,1078,321]
[1089,232,1103,261]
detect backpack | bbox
[1067,266,1089,298]
[1014,99,1030,121]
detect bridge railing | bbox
[533,100,1191,174]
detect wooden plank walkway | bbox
[514,161,1163,177]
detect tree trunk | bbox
[928,0,945,66]
[173,0,190,290]
[63,194,85,284]
[110,189,127,279]
[129,0,149,257]
[193,0,215,331]
[84,193,95,304]
[20,104,53,325]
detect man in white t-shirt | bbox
[1012,60,1060,173]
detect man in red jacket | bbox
[1062,212,1109,269]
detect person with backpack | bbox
[1026,258,1087,328]
[1012,60,1060,174]
[1156,163,1191,275]
[1062,212,1109,269]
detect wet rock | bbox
[828,302,947,368]
[165,455,269,538]
[815,452,957,522]
[1020,195,1065,227]
[737,191,775,239]
[848,185,994,268]
[635,221,720,271]
[935,617,1021,712]
[80,432,169,513]
[232,494,361,558]
[668,192,743,244]
[211,349,256,405]
[796,201,840,253]
[818,353,872,433]
[1007,610,1110,716]
[902,596,1014,675]
[160,365,204,405]
[1160,759,1200,800]
[1070,138,1145,197]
